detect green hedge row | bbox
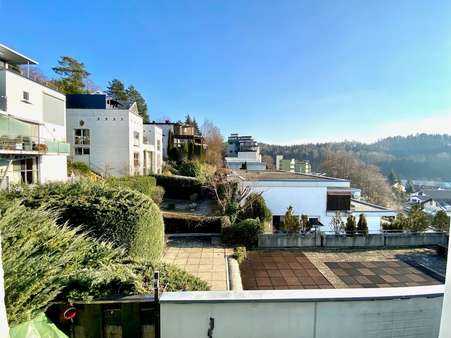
[9,181,164,262]
[163,213,230,233]
[153,174,202,200]
[105,176,165,204]
[222,218,263,248]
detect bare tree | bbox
[201,120,225,168]
[262,154,275,170]
[207,169,250,222]
[321,150,396,207]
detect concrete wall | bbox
[258,232,448,248]
[39,155,67,183]
[439,232,451,337]
[160,287,444,338]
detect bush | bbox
[163,213,228,233]
[431,210,450,232]
[238,193,272,223]
[67,161,91,176]
[154,174,202,200]
[233,247,247,264]
[357,213,368,235]
[9,181,165,262]
[106,176,166,205]
[222,218,263,248]
[0,204,208,325]
[177,160,202,178]
[384,213,407,232]
[345,215,357,235]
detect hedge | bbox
[222,218,263,248]
[0,204,208,326]
[105,176,165,205]
[163,212,230,233]
[9,181,164,262]
[153,174,202,200]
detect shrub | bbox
[300,214,312,233]
[0,204,208,325]
[431,210,450,232]
[384,213,407,232]
[238,193,272,223]
[105,176,156,196]
[233,247,247,264]
[357,213,368,235]
[222,218,263,248]
[154,174,202,200]
[177,160,202,178]
[150,185,165,205]
[282,206,300,233]
[163,213,228,233]
[345,215,357,235]
[67,161,91,176]
[406,205,430,232]
[1,204,93,325]
[10,181,165,262]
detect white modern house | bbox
[225,134,266,171]
[66,94,163,176]
[143,123,163,174]
[0,44,69,188]
[236,171,396,233]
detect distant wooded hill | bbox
[260,134,451,181]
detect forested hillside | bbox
[260,134,451,180]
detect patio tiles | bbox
[240,250,333,290]
[163,237,232,291]
[324,260,441,288]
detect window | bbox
[15,158,37,184]
[74,129,90,145]
[134,131,140,146]
[22,91,30,102]
[134,152,140,168]
[74,129,90,156]
[327,193,351,211]
[75,147,90,155]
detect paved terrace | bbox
[163,237,233,291]
[241,248,444,290]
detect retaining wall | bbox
[258,232,448,249]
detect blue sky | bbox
[1,0,450,144]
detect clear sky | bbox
[1,0,450,144]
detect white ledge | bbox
[160,285,445,303]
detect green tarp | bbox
[9,313,68,338]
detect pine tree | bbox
[283,206,300,233]
[192,118,201,135]
[345,215,356,236]
[431,210,450,232]
[126,85,149,122]
[106,79,128,101]
[52,56,90,94]
[185,114,193,124]
[357,213,368,235]
[405,180,415,194]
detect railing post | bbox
[154,271,160,338]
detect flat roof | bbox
[0,43,38,65]
[236,170,349,182]
[351,199,395,213]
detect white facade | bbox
[225,150,266,171]
[143,124,163,174]
[0,45,69,188]
[161,287,444,338]
[238,172,395,233]
[67,104,163,177]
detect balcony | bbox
[0,134,70,154]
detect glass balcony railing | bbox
[45,141,70,154]
[0,134,69,154]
